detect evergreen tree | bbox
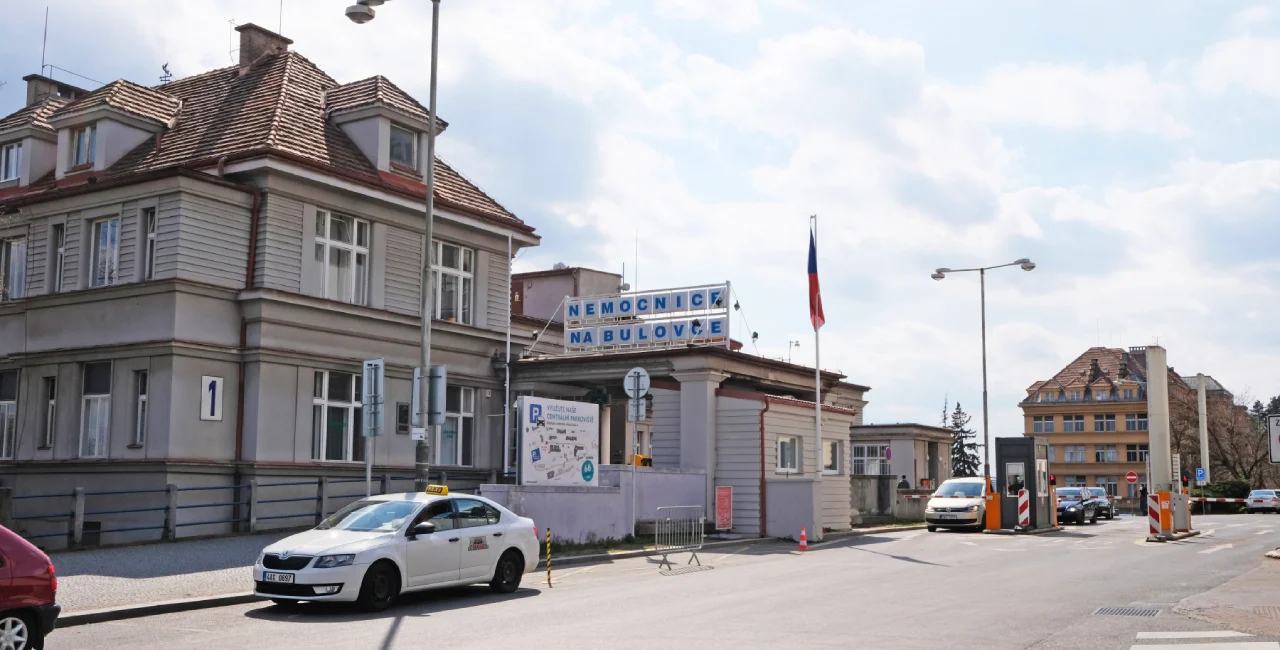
[949,402,983,477]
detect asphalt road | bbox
[46,515,1280,650]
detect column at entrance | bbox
[673,370,729,509]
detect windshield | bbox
[1057,488,1083,499]
[1250,490,1276,497]
[1088,488,1106,497]
[316,499,420,532]
[933,480,983,498]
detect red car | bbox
[0,526,60,650]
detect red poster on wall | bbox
[715,486,733,530]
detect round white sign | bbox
[624,367,651,399]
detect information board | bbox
[519,396,600,487]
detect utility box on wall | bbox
[995,436,1051,529]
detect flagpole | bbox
[811,215,822,483]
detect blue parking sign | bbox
[1195,467,1206,482]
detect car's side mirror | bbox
[410,522,436,537]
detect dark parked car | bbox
[1086,487,1118,520]
[1055,487,1098,525]
[0,525,60,650]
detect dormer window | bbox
[389,124,418,170]
[1,142,20,181]
[72,124,96,167]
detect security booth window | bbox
[1005,462,1026,496]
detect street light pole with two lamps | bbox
[931,258,1035,486]
[346,0,442,491]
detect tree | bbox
[949,402,982,478]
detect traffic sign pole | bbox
[624,367,650,539]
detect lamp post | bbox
[931,258,1035,482]
[347,0,441,491]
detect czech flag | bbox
[808,230,825,331]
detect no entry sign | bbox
[1126,471,1139,484]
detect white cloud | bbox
[1196,35,1280,99]
[1231,5,1273,32]
[939,63,1189,137]
[653,0,761,32]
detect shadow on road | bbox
[244,585,539,624]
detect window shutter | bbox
[301,205,322,297]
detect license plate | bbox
[263,572,294,584]
[938,514,958,520]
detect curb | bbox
[58,593,263,628]
[982,526,1064,536]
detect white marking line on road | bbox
[1200,529,1216,537]
[1199,543,1234,554]
[993,548,1025,552]
[1228,523,1248,528]
[960,541,977,546]
[104,621,212,634]
[1128,643,1278,650]
[552,565,598,581]
[1256,530,1274,535]
[1136,631,1253,639]
[898,533,922,542]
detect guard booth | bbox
[995,437,1052,530]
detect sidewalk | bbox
[50,532,291,613]
[1174,559,1280,636]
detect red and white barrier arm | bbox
[1190,497,1248,503]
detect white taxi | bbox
[253,488,540,611]
[924,477,987,531]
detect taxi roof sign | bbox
[424,484,449,495]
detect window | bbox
[72,124,96,167]
[1123,389,1134,400]
[1063,445,1086,463]
[80,361,111,458]
[396,402,410,435]
[437,386,474,466]
[0,370,17,459]
[89,217,121,288]
[390,124,418,169]
[1,237,26,301]
[1125,413,1148,431]
[851,444,890,476]
[1063,415,1084,433]
[823,440,842,474]
[50,224,66,292]
[1032,415,1054,433]
[40,376,56,449]
[1069,391,1082,401]
[1126,444,1149,463]
[1093,390,1109,401]
[0,142,20,181]
[142,207,157,280]
[1094,444,1117,463]
[132,370,148,446]
[1097,476,1118,497]
[1064,476,1087,488]
[314,210,370,305]
[416,500,457,532]
[431,241,474,325]
[1094,414,1116,432]
[311,370,365,462]
[777,435,799,473]
[1048,446,1056,462]
[455,499,501,528]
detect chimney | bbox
[235,23,293,75]
[1119,358,1129,379]
[22,74,88,107]
[1089,358,1101,382]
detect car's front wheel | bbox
[490,550,524,594]
[927,525,937,532]
[356,562,400,612]
[0,612,37,650]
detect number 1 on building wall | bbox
[201,375,224,422]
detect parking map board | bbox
[1270,415,1280,464]
[519,396,600,487]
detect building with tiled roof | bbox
[0,23,541,547]
[1019,345,1212,506]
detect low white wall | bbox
[599,465,706,519]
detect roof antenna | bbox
[159,63,172,84]
[279,0,283,35]
[228,19,239,64]
[41,7,49,74]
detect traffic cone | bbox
[798,526,809,551]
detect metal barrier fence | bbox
[0,475,432,549]
[654,505,705,571]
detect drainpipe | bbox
[233,188,263,530]
[758,397,771,537]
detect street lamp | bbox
[347,0,442,492]
[931,258,1035,483]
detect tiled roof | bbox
[0,97,69,135]
[49,79,182,127]
[1025,346,1190,403]
[325,75,445,129]
[1,51,526,231]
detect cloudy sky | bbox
[3,1,1278,456]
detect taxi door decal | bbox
[468,536,488,551]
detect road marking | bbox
[897,533,922,542]
[1228,523,1247,528]
[552,565,598,580]
[993,548,1025,552]
[960,541,976,546]
[1136,631,1254,639]
[1256,530,1274,535]
[1200,529,1216,537]
[1198,544,1233,554]
[1129,643,1278,650]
